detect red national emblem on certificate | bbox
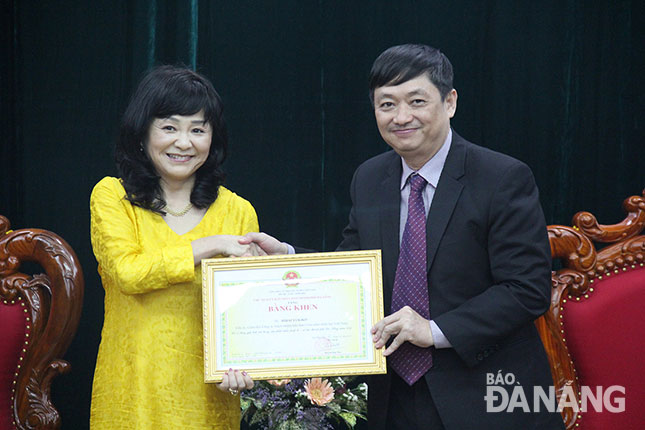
[282,270,301,287]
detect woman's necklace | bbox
[164,202,193,217]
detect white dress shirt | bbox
[398,129,453,348]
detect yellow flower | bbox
[304,378,334,406]
[267,379,292,387]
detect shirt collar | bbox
[400,128,452,190]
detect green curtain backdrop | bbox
[2,1,643,429]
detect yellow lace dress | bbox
[89,177,259,429]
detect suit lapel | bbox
[375,136,466,303]
[426,132,466,272]
[378,153,402,312]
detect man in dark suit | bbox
[243,44,564,429]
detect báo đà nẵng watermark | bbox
[484,371,625,413]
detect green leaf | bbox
[276,420,305,430]
[327,402,342,413]
[240,397,251,412]
[339,412,357,428]
[252,398,267,409]
[249,410,266,426]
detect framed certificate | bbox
[201,250,386,382]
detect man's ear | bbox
[446,89,458,118]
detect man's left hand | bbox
[371,306,434,356]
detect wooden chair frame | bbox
[0,215,84,430]
[536,190,645,429]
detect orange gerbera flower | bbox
[267,379,291,387]
[304,378,335,406]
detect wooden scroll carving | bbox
[0,215,84,430]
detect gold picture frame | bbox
[202,250,386,382]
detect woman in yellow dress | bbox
[90,65,257,429]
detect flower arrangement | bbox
[241,376,367,430]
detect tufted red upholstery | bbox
[562,267,645,429]
[0,300,26,430]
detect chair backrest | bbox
[0,215,83,430]
[536,191,645,429]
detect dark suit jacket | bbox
[337,132,564,429]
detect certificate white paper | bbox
[202,250,385,382]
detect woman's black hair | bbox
[115,65,228,213]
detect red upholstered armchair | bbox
[0,215,83,430]
[536,191,645,429]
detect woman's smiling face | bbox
[145,110,212,185]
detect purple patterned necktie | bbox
[389,173,433,385]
